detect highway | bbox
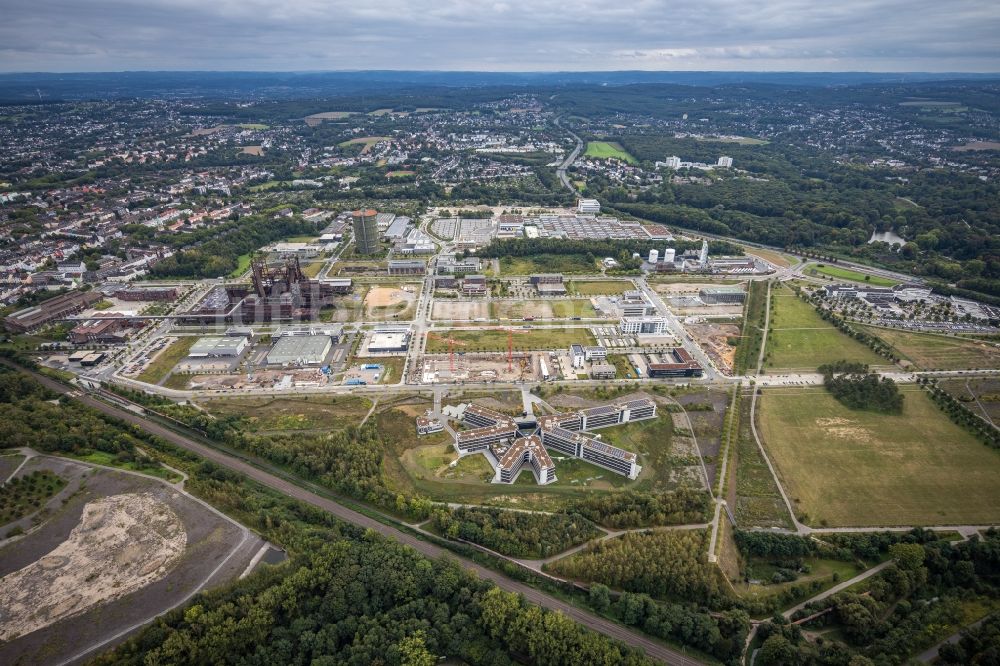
[17,364,705,666]
[554,117,583,194]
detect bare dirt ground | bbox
[365,285,417,317]
[0,457,264,666]
[416,353,538,385]
[653,281,743,295]
[0,492,186,641]
[685,322,740,375]
[432,300,490,320]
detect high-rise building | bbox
[663,156,681,169]
[717,156,733,168]
[352,209,380,254]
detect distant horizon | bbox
[3,0,997,73]
[2,68,1000,76]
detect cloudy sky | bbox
[1,0,997,73]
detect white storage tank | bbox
[648,249,659,264]
[663,248,676,263]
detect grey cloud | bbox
[0,0,997,71]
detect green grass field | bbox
[859,326,1000,370]
[200,395,371,432]
[69,451,182,482]
[425,327,595,353]
[584,141,637,164]
[499,254,597,275]
[594,414,679,489]
[567,280,633,295]
[807,264,898,287]
[136,337,198,384]
[757,388,1000,527]
[238,123,269,130]
[229,253,252,277]
[376,356,407,384]
[765,289,884,372]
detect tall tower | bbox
[352,209,380,255]
[699,240,709,267]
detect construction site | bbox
[416,352,541,384]
[179,256,352,325]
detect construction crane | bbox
[426,331,468,373]
[499,327,530,372]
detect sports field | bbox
[424,327,595,353]
[859,326,1000,370]
[757,388,1000,526]
[584,141,637,164]
[807,263,898,287]
[765,288,884,372]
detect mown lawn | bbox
[807,264,898,287]
[584,141,637,164]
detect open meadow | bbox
[765,288,884,372]
[757,387,1000,527]
[499,253,597,275]
[199,395,372,432]
[859,326,1000,370]
[584,141,637,164]
[567,280,634,295]
[806,263,898,287]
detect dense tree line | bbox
[819,363,903,414]
[546,530,723,604]
[936,611,1000,665]
[430,506,600,558]
[565,487,712,528]
[96,539,653,666]
[0,367,166,476]
[149,216,320,278]
[734,280,768,374]
[922,380,1000,449]
[474,237,742,261]
[606,590,750,664]
[756,529,1000,665]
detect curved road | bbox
[19,365,703,666]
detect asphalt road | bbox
[20,365,704,666]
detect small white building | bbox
[570,344,585,369]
